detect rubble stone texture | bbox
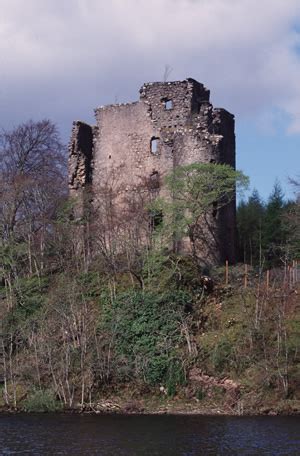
[68,78,236,264]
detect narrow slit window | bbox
[151,137,159,155]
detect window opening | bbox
[151,137,159,155]
[165,99,173,110]
[149,171,160,190]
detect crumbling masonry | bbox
[69,78,236,264]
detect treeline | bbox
[0,120,299,413]
[237,182,300,268]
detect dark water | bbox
[0,414,299,455]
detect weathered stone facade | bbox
[69,78,236,264]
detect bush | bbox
[2,276,49,332]
[165,359,186,396]
[100,290,191,387]
[212,337,234,373]
[24,389,62,413]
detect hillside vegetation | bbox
[0,120,299,414]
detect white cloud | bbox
[1,0,300,133]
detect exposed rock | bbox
[189,367,240,398]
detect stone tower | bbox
[69,78,236,264]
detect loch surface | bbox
[0,414,299,455]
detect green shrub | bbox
[212,337,234,373]
[166,359,186,396]
[3,276,49,332]
[100,290,191,387]
[24,389,62,413]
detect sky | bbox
[1,0,300,201]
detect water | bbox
[0,413,299,455]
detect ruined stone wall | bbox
[68,78,236,264]
[69,121,93,218]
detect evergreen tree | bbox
[237,189,265,266]
[284,178,300,259]
[263,180,288,266]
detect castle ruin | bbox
[69,78,236,265]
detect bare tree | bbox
[0,119,67,280]
[90,167,155,289]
